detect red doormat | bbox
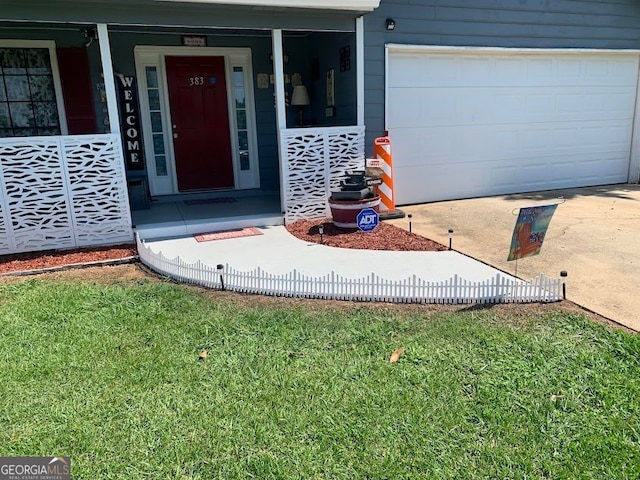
[194,227,263,242]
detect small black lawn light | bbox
[217,263,225,291]
[408,213,413,233]
[448,229,454,250]
[318,223,325,244]
[560,271,568,300]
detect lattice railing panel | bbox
[281,126,365,223]
[0,134,133,255]
[0,201,10,255]
[63,136,134,247]
[0,138,75,253]
[0,159,13,255]
[327,129,366,192]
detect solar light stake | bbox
[318,224,324,244]
[408,214,413,233]
[560,271,568,300]
[448,229,454,250]
[217,264,225,291]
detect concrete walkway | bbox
[142,225,512,282]
[389,184,640,331]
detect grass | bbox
[0,276,638,479]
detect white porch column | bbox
[97,24,121,135]
[356,16,365,127]
[272,29,288,214]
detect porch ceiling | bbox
[0,0,362,31]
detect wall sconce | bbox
[82,28,98,48]
[385,18,396,31]
[269,53,289,64]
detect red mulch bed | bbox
[0,244,137,275]
[286,218,447,252]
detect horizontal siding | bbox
[364,0,640,152]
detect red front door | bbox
[165,56,234,191]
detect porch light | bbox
[83,28,98,48]
[385,18,396,31]
[291,85,310,127]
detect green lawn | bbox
[0,275,638,479]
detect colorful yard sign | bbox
[507,204,557,261]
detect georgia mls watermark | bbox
[0,457,70,480]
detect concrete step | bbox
[135,213,284,241]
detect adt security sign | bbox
[357,208,379,232]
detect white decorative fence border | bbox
[137,237,562,304]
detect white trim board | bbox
[629,60,640,183]
[386,44,640,56]
[134,45,260,196]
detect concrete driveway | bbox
[388,184,640,331]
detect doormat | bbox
[194,227,263,242]
[184,197,237,206]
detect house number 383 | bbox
[189,76,204,86]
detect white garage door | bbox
[386,47,640,205]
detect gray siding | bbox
[364,0,640,153]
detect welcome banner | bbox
[508,204,558,261]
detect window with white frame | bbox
[0,47,61,137]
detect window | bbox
[0,48,60,137]
[233,66,250,171]
[145,66,168,176]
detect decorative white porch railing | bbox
[137,237,562,304]
[0,134,134,255]
[281,126,365,223]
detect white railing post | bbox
[96,24,120,136]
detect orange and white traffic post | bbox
[367,136,404,219]
[372,136,394,212]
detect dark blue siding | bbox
[364,0,640,153]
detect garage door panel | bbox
[389,85,636,129]
[393,150,632,205]
[387,49,639,203]
[392,119,631,169]
[391,54,637,89]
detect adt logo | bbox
[357,208,379,232]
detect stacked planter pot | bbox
[328,171,381,229]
